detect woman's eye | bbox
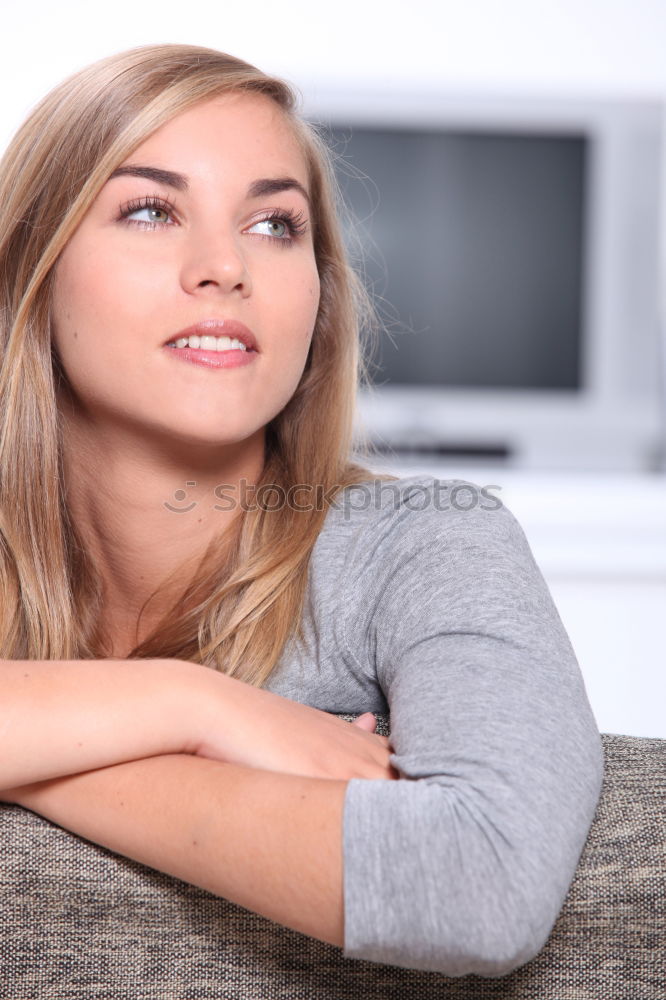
[248,218,288,239]
[127,206,171,225]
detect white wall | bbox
[2,0,666,151]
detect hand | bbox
[351,711,379,733]
[190,669,399,783]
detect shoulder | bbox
[308,475,541,617]
[319,473,522,554]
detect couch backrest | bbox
[1,724,664,998]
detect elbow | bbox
[343,780,581,977]
[446,910,552,978]
[421,825,569,977]
[344,861,560,978]
[420,885,556,978]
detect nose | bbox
[180,229,252,297]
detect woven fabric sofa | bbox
[1,717,664,999]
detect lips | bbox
[166,319,258,352]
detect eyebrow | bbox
[108,164,189,191]
[248,176,311,207]
[107,164,311,206]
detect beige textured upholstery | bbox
[1,721,664,998]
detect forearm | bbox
[0,657,202,788]
[11,754,348,948]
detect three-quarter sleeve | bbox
[340,477,604,976]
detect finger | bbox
[351,712,377,732]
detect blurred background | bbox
[1,0,664,736]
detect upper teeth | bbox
[167,335,248,351]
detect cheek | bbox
[52,249,107,339]
[54,236,163,324]
[273,265,320,388]
[308,274,321,322]
[50,258,82,360]
[264,257,320,343]
[299,275,320,358]
[306,272,322,349]
[299,264,321,335]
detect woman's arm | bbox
[0,657,394,791]
[2,670,395,947]
[0,657,200,786]
[334,478,605,975]
[1,657,394,947]
[7,754,350,948]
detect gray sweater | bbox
[263,475,604,978]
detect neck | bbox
[59,412,266,650]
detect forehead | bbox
[122,92,309,188]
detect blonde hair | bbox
[0,43,398,684]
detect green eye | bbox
[250,218,288,238]
[133,206,169,223]
[119,196,176,228]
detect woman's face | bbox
[50,92,320,454]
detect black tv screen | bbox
[327,125,587,391]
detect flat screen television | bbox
[304,89,665,472]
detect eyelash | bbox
[116,194,309,246]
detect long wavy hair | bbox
[0,42,398,685]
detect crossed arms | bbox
[0,656,396,948]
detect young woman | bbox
[0,43,604,978]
